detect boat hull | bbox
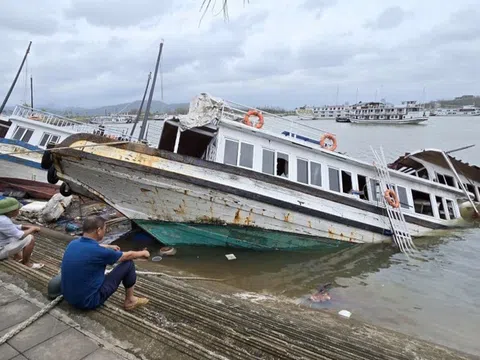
[51,135,456,250]
[0,139,48,183]
[134,221,353,250]
[350,117,428,125]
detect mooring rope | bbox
[0,295,63,345]
[105,268,223,281]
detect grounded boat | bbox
[350,101,429,124]
[46,94,480,250]
[335,116,351,123]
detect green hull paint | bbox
[134,221,352,251]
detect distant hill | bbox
[428,95,480,108]
[4,100,189,117]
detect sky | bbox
[0,0,479,109]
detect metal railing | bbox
[217,97,335,149]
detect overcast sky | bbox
[0,0,478,109]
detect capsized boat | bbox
[47,94,479,250]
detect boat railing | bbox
[12,105,139,142]
[218,98,335,148]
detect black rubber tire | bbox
[41,150,53,169]
[47,166,59,184]
[60,182,72,197]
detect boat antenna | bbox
[0,41,32,114]
[30,75,34,109]
[139,40,164,142]
[130,72,152,138]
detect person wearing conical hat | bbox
[0,197,44,269]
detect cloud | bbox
[364,6,411,30]
[0,0,479,110]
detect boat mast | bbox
[130,72,152,138]
[0,41,32,114]
[30,76,34,109]
[139,40,164,142]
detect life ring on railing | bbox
[320,133,337,151]
[384,189,400,208]
[243,110,264,129]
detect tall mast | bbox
[130,72,152,138]
[30,76,34,109]
[0,41,32,114]
[139,41,164,142]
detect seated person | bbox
[0,197,43,269]
[61,216,150,311]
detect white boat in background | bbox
[350,101,429,125]
[295,105,349,120]
[434,105,480,117]
[0,105,150,184]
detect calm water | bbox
[120,116,480,355]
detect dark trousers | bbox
[98,260,136,305]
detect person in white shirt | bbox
[0,197,44,269]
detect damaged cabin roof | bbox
[389,149,480,183]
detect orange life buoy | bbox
[243,110,264,129]
[384,189,400,208]
[320,133,337,151]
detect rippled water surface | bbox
[119,116,480,355]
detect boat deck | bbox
[0,229,475,360]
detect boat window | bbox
[445,199,456,219]
[444,175,454,187]
[357,175,368,200]
[436,173,446,185]
[310,162,322,187]
[262,149,275,175]
[328,168,340,192]
[412,190,433,216]
[239,143,254,169]
[464,183,476,200]
[436,196,447,220]
[276,152,289,178]
[224,139,239,166]
[370,179,380,201]
[417,168,429,179]
[396,186,410,209]
[157,122,177,151]
[39,133,60,147]
[341,171,352,194]
[177,128,215,158]
[297,159,308,184]
[12,126,34,143]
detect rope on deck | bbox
[0,295,63,345]
[105,268,224,281]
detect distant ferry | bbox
[349,101,429,125]
[434,105,480,117]
[295,105,349,120]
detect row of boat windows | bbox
[12,126,60,147]
[223,139,459,220]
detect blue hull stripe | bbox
[0,138,44,170]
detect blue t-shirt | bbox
[61,237,122,309]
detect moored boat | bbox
[46,94,479,250]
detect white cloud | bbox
[0,0,478,109]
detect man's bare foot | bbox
[23,262,44,269]
[124,297,149,311]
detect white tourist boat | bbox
[434,105,480,117]
[0,106,148,183]
[349,101,429,124]
[295,105,350,120]
[46,94,480,250]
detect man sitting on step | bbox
[61,216,150,311]
[0,196,44,269]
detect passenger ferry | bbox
[46,94,480,250]
[295,105,350,120]
[350,101,429,124]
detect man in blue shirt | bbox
[61,216,150,310]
